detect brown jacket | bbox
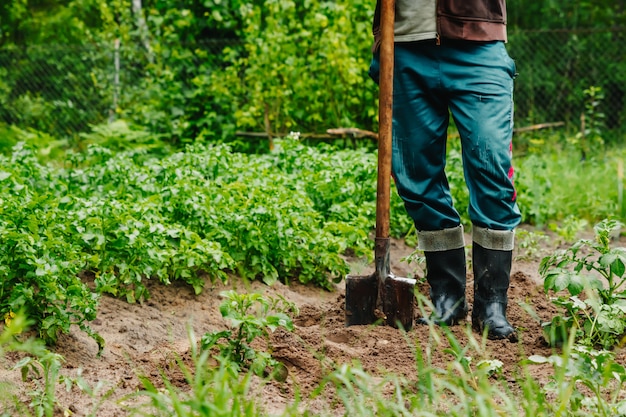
[372,0,507,51]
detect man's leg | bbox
[416,225,467,326]
[445,41,520,230]
[389,41,461,231]
[472,227,516,340]
[444,41,521,339]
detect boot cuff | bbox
[472,226,515,251]
[418,225,465,252]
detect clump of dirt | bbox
[0,234,623,416]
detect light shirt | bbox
[394,0,437,42]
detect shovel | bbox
[345,0,416,330]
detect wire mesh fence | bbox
[508,28,626,133]
[0,28,624,141]
[0,44,113,136]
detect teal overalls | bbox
[370,39,522,232]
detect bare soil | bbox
[2,230,625,416]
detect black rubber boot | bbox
[417,247,468,326]
[472,243,517,341]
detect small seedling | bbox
[548,215,588,244]
[515,229,549,261]
[13,351,65,417]
[402,249,426,282]
[201,290,298,379]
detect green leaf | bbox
[567,273,585,296]
[570,296,588,311]
[611,257,626,278]
[200,330,231,350]
[600,253,617,267]
[597,305,626,334]
[527,355,550,364]
[545,269,571,293]
[265,313,294,332]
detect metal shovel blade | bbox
[345,273,378,325]
[345,273,416,330]
[345,238,416,330]
[380,273,417,330]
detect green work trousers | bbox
[370,40,522,231]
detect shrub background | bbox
[0,0,625,144]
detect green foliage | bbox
[3,0,626,144]
[12,352,65,417]
[0,123,67,161]
[528,345,626,416]
[98,0,378,144]
[131,329,260,417]
[0,44,115,139]
[200,290,296,378]
[548,215,589,244]
[210,0,375,136]
[315,363,413,416]
[0,144,102,350]
[0,311,68,417]
[4,130,626,353]
[515,148,622,227]
[568,86,606,159]
[540,219,626,349]
[77,120,170,154]
[61,138,362,293]
[0,138,400,346]
[515,229,549,261]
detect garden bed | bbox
[4,232,617,416]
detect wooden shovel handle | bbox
[376,0,394,241]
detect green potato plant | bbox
[528,345,626,416]
[201,290,298,379]
[540,219,626,349]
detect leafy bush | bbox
[0,138,404,345]
[0,144,102,350]
[61,140,363,291]
[208,0,376,136]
